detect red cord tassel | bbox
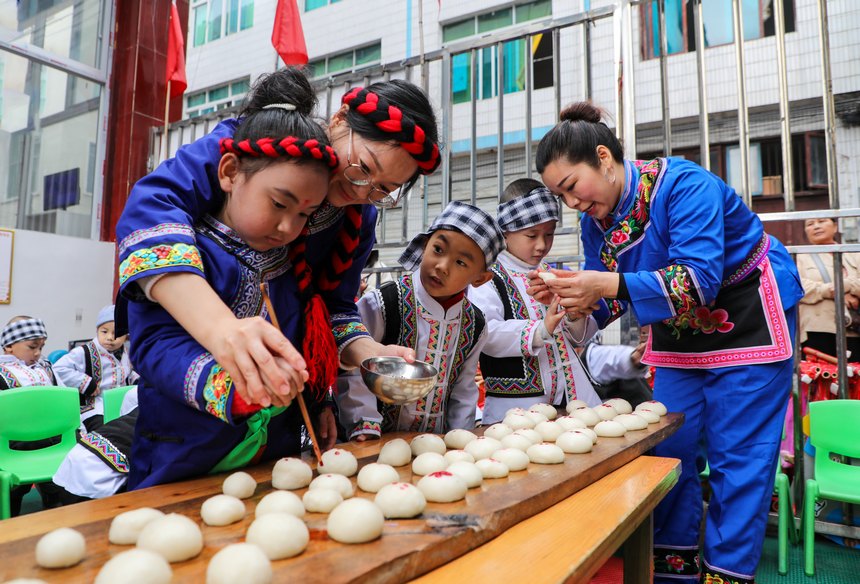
[303,293,338,401]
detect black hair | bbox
[344,79,439,193]
[501,178,546,204]
[232,67,331,176]
[535,102,624,173]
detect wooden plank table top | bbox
[0,413,682,583]
[412,455,681,584]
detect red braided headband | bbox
[219,137,339,168]
[341,87,440,174]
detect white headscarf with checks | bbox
[1,318,48,347]
[399,201,505,271]
[497,186,560,232]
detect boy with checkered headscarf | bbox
[470,179,602,424]
[54,305,139,433]
[0,316,57,389]
[337,201,504,438]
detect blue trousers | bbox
[652,308,796,583]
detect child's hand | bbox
[214,316,308,407]
[527,270,554,305]
[257,356,304,408]
[543,296,566,334]
[317,408,338,450]
[340,337,416,369]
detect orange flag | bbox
[272,0,308,66]
[166,2,187,97]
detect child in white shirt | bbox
[337,201,505,438]
[54,305,138,432]
[470,180,602,424]
[0,316,56,389]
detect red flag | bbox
[165,2,187,98]
[272,0,308,66]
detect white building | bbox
[180,0,860,247]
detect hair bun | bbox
[245,68,316,117]
[559,102,603,124]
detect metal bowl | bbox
[360,357,439,405]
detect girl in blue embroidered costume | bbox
[531,103,804,584]
[114,79,441,450]
[470,179,602,424]
[118,68,340,489]
[337,202,504,438]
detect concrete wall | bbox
[0,229,116,354]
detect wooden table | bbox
[0,413,681,583]
[412,456,680,584]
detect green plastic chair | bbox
[102,385,136,423]
[802,399,860,576]
[775,467,797,575]
[0,386,81,519]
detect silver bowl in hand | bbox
[360,357,439,405]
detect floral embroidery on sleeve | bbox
[203,364,232,422]
[657,264,703,317]
[119,243,203,285]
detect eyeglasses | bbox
[344,129,403,209]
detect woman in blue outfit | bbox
[119,68,341,487]
[116,78,440,449]
[529,103,803,584]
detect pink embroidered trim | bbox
[642,258,791,369]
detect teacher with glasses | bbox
[115,77,440,448]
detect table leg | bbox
[622,512,653,584]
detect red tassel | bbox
[303,293,338,401]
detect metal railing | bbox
[152,0,858,539]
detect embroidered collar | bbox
[412,271,464,320]
[602,159,639,230]
[497,250,540,272]
[307,199,346,234]
[198,215,291,278]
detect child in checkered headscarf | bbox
[0,315,65,516]
[469,179,602,425]
[337,201,504,438]
[0,315,57,389]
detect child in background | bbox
[116,68,339,489]
[0,316,63,514]
[470,180,601,424]
[0,316,56,389]
[337,201,504,438]
[54,305,139,432]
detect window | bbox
[186,77,251,118]
[641,0,795,59]
[307,42,382,78]
[306,0,341,11]
[444,0,554,104]
[192,0,254,47]
[806,132,827,189]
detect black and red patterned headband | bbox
[341,87,440,174]
[219,137,339,168]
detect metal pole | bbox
[470,49,478,205]
[622,0,637,158]
[832,252,849,399]
[441,52,452,207]
[582,15,592,100]
[613,4,624,148]
[418,0,426,90]
[693,0,710,170]
[731,0,751,206]
[525,34,534,179]
[657,0,672,157]
[553,27,562,114]
[817,0,840,210]
[497,41,505,197]
[774,0,794,212]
